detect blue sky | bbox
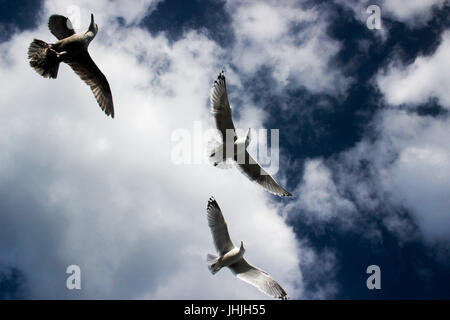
[1,0,450,299]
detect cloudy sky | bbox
[0,0,449,299]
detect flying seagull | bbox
[28,14,114,118]
[209,71,292,197]
[206,197,288,300]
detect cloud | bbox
[377,31,450,109]
[379,110,450,243]
[0,0,320,299]
[373,32,450,243]
[226,0,351,94]
[286,159,356,225]
[0,266,25,299]
[44,0,162,27]
[382,0,446,26]
[282,24,450,246]
[296,110,450,245]
[295,108,450,244]
[301,247,338,299]
[334,0,446,28]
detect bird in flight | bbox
[209,71,292,197]
[28,14,114,118]
[206,197,288,300]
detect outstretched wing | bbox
[236,151,292,197]
[210,71,237,143]
[48,15,75,40]
[67,51,115,118]
[206,197,235,255]
[229,259,288,300]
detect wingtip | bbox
[207,196,219,211]
[272,184,294,198]
[211,70,227,92]
[283,191,294,198]
[217,70,225,81]
[207,196,215,205]
[103,103,114,118]
[103,111,114,119]
[265,188,294,198]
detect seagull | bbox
[206,197,288,300]
[209,71,292,197]
[27,14,114,118]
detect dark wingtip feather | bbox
[282,190,293,197]
[207,196,217,209]
[107,105,115,118]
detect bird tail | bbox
[28,39,60,79]
[207,254,220,274]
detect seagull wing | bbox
[48,15,75,40]
[210,72,237,143]
[206,197,235,255]
[67,51,115,118]
[229,258,288,300]
[236,151,292,197]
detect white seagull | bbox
[206,197,288,300]
[209,71,292,197]
[28,14,114,118]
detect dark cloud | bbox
[141,0,234,46]
[0,0,43,42]
[0,267,26,299]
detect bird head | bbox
[240,241,245,252]
[245,128,251,148]
[88,13,98,36]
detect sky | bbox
[0,0,449,299]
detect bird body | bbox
[206,197,288,300]
[28,14,114,118]
[208,241,245,274]
[222,245,245,266]
[211,132,249,164]
[50,33,91,60]
[234,129,251,158]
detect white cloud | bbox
[0,0,317,299]
[299,247,338,299]
[380,110,450,243]
[226,0,350,94]
[284,99,450,246]
[377,31,450,109]
[382,0,446,26]
[372,32,450,242]
[44,0,161,27]
[285,28,450,245]
[287,159,356,224]
[335,0,446,28]
[317,107,450,244]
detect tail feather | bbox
[207,254,220,274]
[28,39,60,79]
